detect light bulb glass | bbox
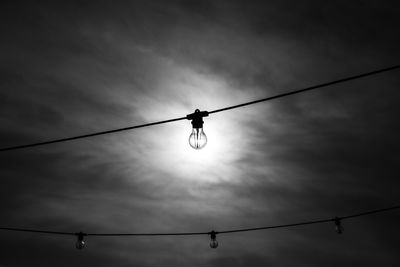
[335,224,344,234]
[76,240,85,249]
[189,128,207,149]
[210,239,218,248]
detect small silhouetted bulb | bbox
[334,218,344,234]
[210,238,218,248]
[76,239,85,249]
[209,231,218,249]
[76,232,85,249]
[335,224,344,234]
[189,128,207,149]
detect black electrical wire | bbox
[0,205,398,237]
[217,205,400,234]
[0,227,75,236]
[0,116,187,152]
[208,65,400,114]
[0,65,399,152]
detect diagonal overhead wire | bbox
[208,65,400,114]
[0,65,399,152]
[0,116,187,152]
[0,205,399,237]
[217,205,400,234]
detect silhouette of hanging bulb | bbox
[187,109,209,149]
[76,232,86,249]
[334,217,344,234]
[209,230,218,248]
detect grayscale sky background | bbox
[0,1,399,266]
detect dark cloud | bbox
[0,1,400,266]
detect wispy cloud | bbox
[0,1,399,266]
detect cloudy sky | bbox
[1,1,400,266]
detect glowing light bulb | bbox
[186,109,209,150]
[334,217,344,234]
[76,232,86,249]
[189,128,207,149]
[209,230,218,249]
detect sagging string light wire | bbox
[0,65,399,152]
[0,205,399,249]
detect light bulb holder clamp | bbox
[333,217,341,226]
[208,230,218,240]
[75,232,87,241]
[186,109,209,129]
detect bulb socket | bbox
[186,109,209,129]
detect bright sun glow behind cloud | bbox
[115,58,265,185]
